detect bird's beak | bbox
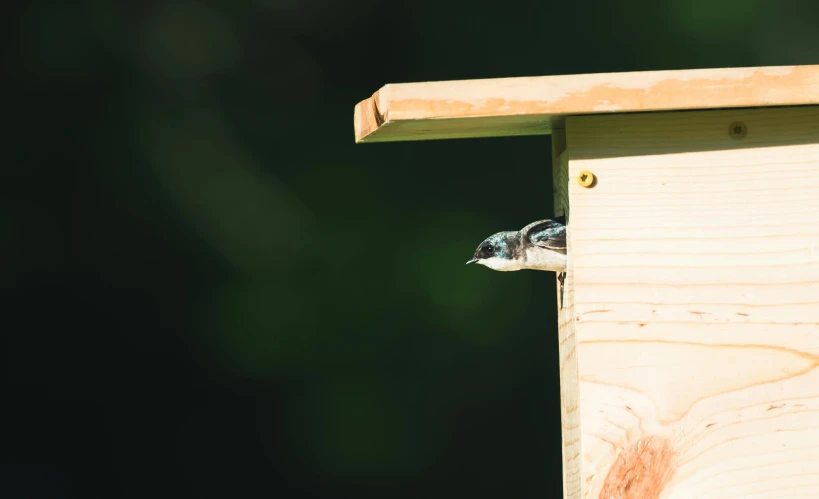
[466,258,479,264]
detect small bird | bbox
[466,216,567,278]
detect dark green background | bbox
[4,1,818,497]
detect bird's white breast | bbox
[478,257,524,271]
[477,248,567,272]
[522,247,567,272]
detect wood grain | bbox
[354,65,819,143]
[565,106,819,498]
[553,130,582,499]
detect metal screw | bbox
[578,170,595,187]
[729,121,747,140]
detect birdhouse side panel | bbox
[565,106,819,499]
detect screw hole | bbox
[729,121,747,139]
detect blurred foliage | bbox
[3,0,818,497]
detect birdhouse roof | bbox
[354,65,819,143]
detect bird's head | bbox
[466,231,522,271]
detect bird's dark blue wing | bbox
[521,217,566,250]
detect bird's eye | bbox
[485,245,494,254]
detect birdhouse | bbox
[353,65,819,499]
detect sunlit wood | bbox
[566,106,819,498]
[354,65,819,143]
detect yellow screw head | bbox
[578,170,594,187]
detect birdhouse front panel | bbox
[562,106,819,498]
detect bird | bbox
[466,216,567,280]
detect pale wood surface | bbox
[354,65,819,143]
[553,131,582,499]
[565,106,819,498]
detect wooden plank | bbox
[565,105,819,498]
[553,131,582,499]
[354,65,819,143]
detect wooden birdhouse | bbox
[353,65,819,499]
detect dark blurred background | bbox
[3,0,818,497]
